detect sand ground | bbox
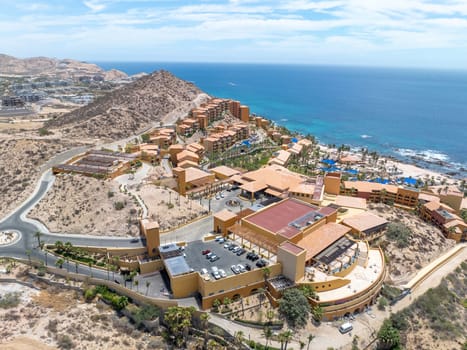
[28,174,140,236]
[0,264,166,350]
[369,203,456,285]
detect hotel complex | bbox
[51,94,464,326]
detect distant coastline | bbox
[95,61,467,179]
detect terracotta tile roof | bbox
[246,198,318,238]
[210,165,241,177]
[185,167,213,183]
[279,241,305,255]
[297,223,351,260]
[423,201,441,211]
[335,195,367,209]
[343,181,398,194]
[342,212,388,232]
[214,209,238,221]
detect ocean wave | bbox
[360,134,372,139]
[280,118,288,122]
[228,82,236,86]
[395,148,450,163]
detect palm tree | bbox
[134,279,139,292]
[25,250,32,267]
[299,341,306,350]
[283,330,293,350]
[200,312,210,347]
[75,261,79,274]
[145,280,151,295]
[263,326,272,349]
[258,287,266,308]
[234,330,244,347]
[34,231,42,248]
[262,266,271,282]
[55,240,64,253]
[307,334,315,350]
[55,258,64,269]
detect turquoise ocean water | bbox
[95,62,467,177]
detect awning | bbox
[265,188,284,198]
[240,180,268,193]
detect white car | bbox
[219,269,227,278]
[201,268,208,275]
[237,264,246,273]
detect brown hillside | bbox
[45,70,204,141]
[0,53,126,80]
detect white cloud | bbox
[83,0,106,12]
[3,0,467,68]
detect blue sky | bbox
[2,0,467,69]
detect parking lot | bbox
[183,238,267,279]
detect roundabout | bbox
[0,230,21,247]
[225,198,240,208]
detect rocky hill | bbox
[0,53,127,81]
[45,70,206,141]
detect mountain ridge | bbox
[45,69,207,141]
[0,53,127,81]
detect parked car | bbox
[218,238,225,243]
[219,269,227,278]
[236,248,246,256]
[237,264,246,273]
[224,242,231,249]
[215,195,220,200]
[202,249,211,255]
[212,271,221,280]
[256,259,267,268]
[130,238,140,243]
[220,192,224,198]
[215,236,222,242]
[232,246,241,253]
[201,268,208,275]
[210,255,220,262]
[228,244,238,251]
[206,252,214,259]
[245,263,251,271]
[231,265,240,274]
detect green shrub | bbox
[378,297,388,311]
[56,334,75,350]
[0,292,21,309]
[114,201,125,210]
[386,223,411,248]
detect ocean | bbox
[95,62,467,177]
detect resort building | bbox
[52,150,136,179]
[219,198,385,319]
[209,165,241,180]
[203,122,249,153]
[148,128,176,149]
[341,181,419,209]
[139,144,160,164]
[173,166,216,196]
[231,165,318,201]
[420,201,467,242]
[268,149,292,167]
[188,98,249,129]
[342,212,388,241]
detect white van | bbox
[339,322,353,334]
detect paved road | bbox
[0,170,145,276]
